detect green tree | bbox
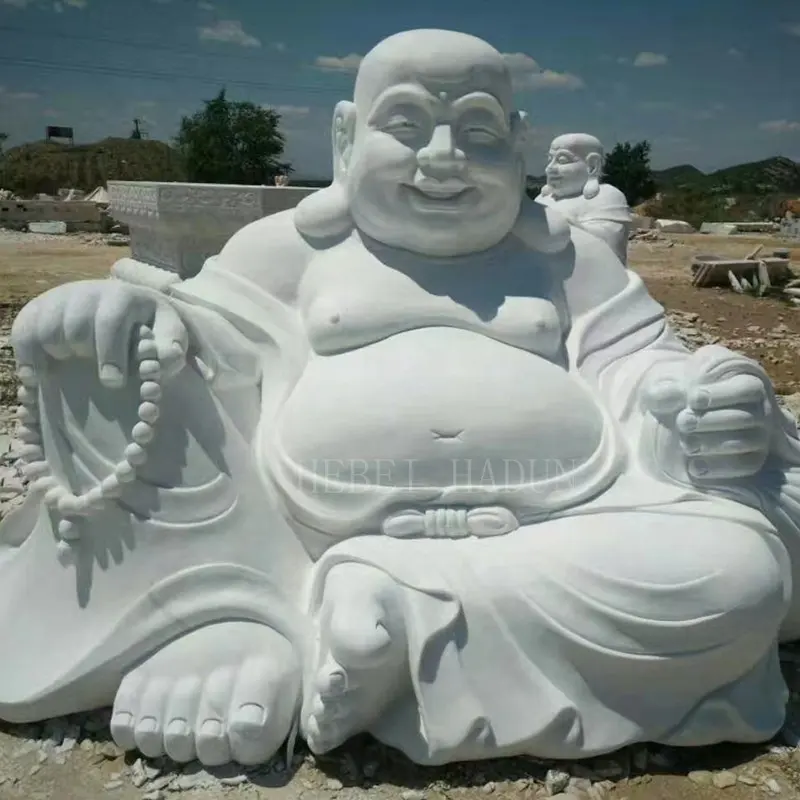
[0,132,7,155]
[602,140,657,207]
[175,88,291,184]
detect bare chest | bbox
[297,236,570,360]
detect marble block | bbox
[108,181,317,278]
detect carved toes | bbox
[111,623,299,766]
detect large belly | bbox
[275,327,606,488]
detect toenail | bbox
[136,717,159,734]
[325,671,347,693]
[111,712,133,728]
[306,714,321,738]
[165,719,190,738]
[199,719,224,738]
[234,703,266,727]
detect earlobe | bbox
[510,110,530,147]
[583,176,600,200]
[332,101,357,183]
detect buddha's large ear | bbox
[332,100,357,183]
[510,110,530,149]
[585,151,603,178]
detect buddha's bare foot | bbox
[303,563,409,753]
[111,622,299,766]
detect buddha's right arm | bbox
[166,211,314,389]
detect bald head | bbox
[549,133,603,161]
[354,29,514,113]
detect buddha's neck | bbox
[357,230,517,267]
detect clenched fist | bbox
[11,280,188,387]
[641,345,773,482]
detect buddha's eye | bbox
[462,126,500,145]
[382,116,420,137]
[556,154,574,164]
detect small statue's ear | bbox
[585,151,603,177]
[510,110,530,146]
[332,101,357,183]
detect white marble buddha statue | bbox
[3,28,800,770]
[536,133,632,262]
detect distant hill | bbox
[652,164,705,189]
[654,156,800,194]
[0,138,186,196]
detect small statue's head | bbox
[542,133,603,201]
[295,29,529,257]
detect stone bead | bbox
[57,519,78,539]
[137,339,159,360]
[114,462,137,484]
[124,443,148,466]
[137,401,160,424]
[131,421,155,445]
[16,405,38,423]
[139,381,162,402]
[138,360,161,380]
[16,386,36,405]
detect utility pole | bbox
[131,118,148,140]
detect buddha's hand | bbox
[11,279,188,389]
[640,345,773,482]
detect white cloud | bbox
[727,47,743,57]
[314,53,364,72]
[198,0,213,7]
[759,120,800,133]
[42,108,61,118]
[198,19,261,48]
[0,86,39,100]
[0,0,34,6]
[502,53,584,90]
[312,50,583,90]
[64,0,87,7]
[273,42,287,52]
[632,52,668,67]
[784,23,800,36]
[275,105,310,117]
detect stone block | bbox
[108,181,318,279]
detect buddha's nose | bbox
[417,125,466,178]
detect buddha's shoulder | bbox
[596,183,628,206]
[218,209,314,268]
[212,209,315,297]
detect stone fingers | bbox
[680,427,769,458]
[687,373,767,413]
[151,301,189,380]
[94,284,156,389]
[687,451,769,481]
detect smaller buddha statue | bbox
[536,133,632,262]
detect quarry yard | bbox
[3,229,800,799]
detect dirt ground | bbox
[2,232,800,799]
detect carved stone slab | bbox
[108,181,317,279]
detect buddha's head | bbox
[541,133,603,201]
[295,29,529,257]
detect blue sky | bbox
[1,0,798,179]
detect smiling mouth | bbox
[403,182,475,203]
